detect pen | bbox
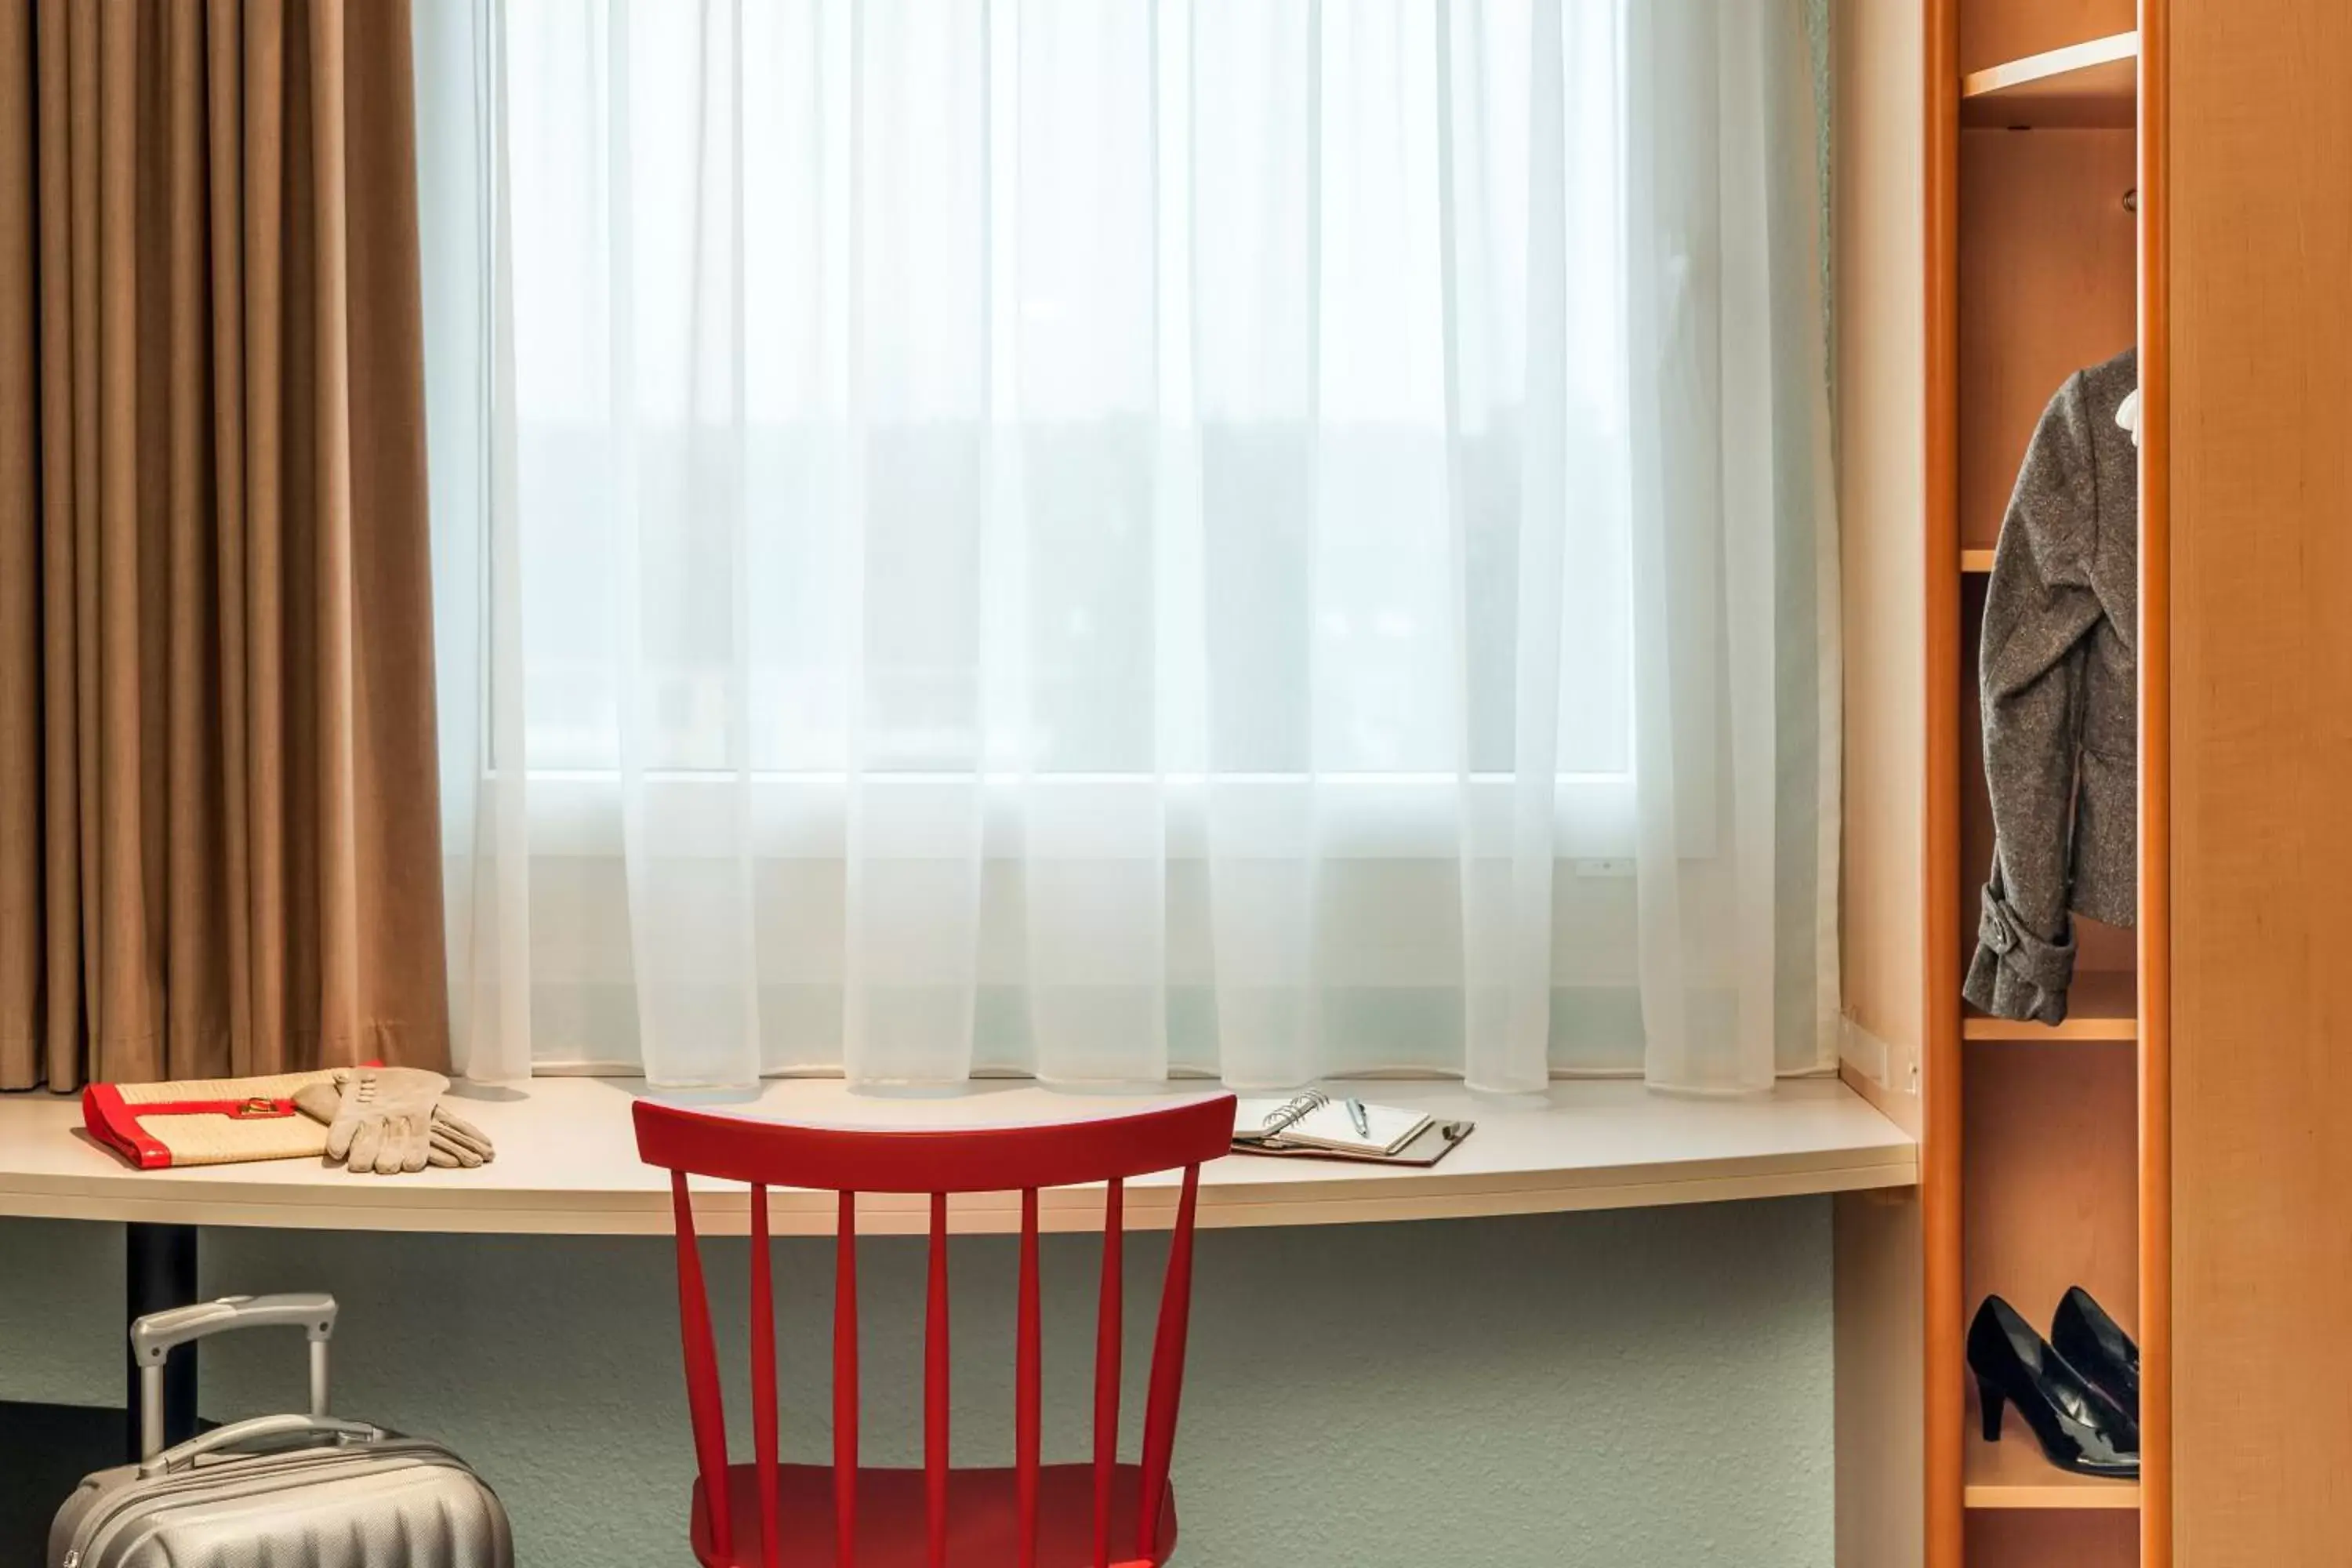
[1345,1096,1371,1138]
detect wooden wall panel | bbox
[2168,0,2352,1561]
[1836,1189,1926,1568]
[1835,0,1928,1112]
[1958,131,2137,553]
[1958,0,2136,78]
[1831,5,1928,1562]
[1966,1509,2136,1568]
[1962,1041,2139,1331]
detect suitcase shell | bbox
[49,1433,512,1568]
[49,1294,512,1568]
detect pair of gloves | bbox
[292,1069,495,1175]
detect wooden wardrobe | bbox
[1831,2,2352,1564]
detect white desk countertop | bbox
[0,1076,1915,1236]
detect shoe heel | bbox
[1977,1376,2005,1442]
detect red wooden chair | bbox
[633,1092,1238,1568]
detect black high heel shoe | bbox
[1967,1295,2139,1479]
[2052,1284,2140,1422]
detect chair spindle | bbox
[1093,1175,1125,1568]
[835,1189,859,1568]
[1137,1164,1203,1557]
[670,1171,734,1562]
[751,1183,781,1568]
[926,1191,950,1568]
[1017,1186,1042,1568]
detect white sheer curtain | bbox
[414,0,1838,1094]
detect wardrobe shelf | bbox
[1962,548,1995,573]
[1961,32,2137,129]
[1964,1429,2141,1510]
[1962,970,2136,1041]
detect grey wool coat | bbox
[1963,348,2137,1024]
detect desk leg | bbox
[125,1223,198,1460]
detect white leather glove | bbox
[419,1097,495,1168]
[295,1068,486,1175]
[292,1072,495,1172]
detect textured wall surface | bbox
[1,1199,1830,1566]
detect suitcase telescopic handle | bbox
[136,1413,383,1480]
[129,1294,339,1462]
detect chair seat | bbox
[690,1461,1178,1567]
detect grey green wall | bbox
[1,1200,1830,1566]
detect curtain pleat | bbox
[0,0,448,1091]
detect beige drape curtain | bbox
[0,0,448,1090]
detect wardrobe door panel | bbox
[2169,1,2352,1562]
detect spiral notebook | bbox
[1230,1090,1475,1167]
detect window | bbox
[415,0,1837,1094]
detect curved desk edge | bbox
[0,1077,1916,1237]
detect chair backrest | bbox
[633,1093,1238,1568]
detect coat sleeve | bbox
[1962,376,2106,1023]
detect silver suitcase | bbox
[49,1293,513,1568]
